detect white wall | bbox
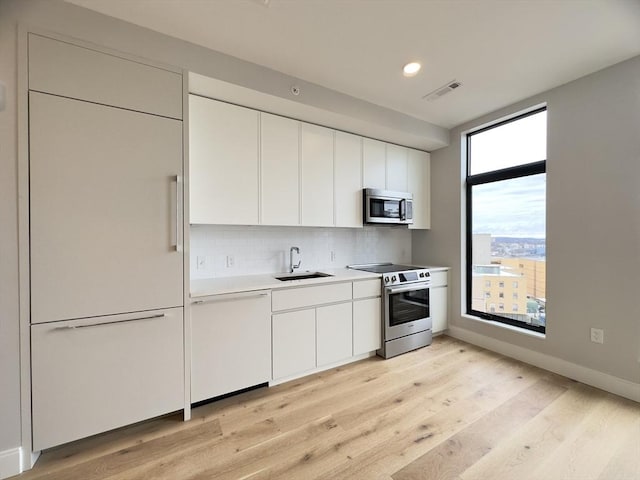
[413,55,640,386]
[191,225,411,279]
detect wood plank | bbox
[391,378,567,479]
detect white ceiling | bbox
[66,0,640,129]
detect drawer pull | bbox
[53,313,166,330]
[192,292,269,305]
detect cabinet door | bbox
[189,95,259,225]
[301,123,334,226]
[261,113,300,225]
[191,291,271,402]
[272,309,316,379]
[29,34,182,119]
[431,286,448,334]
[353,298,382,355]
[31,308,184,451]
[30,92,183,324]
[334,131,363,227]
[408,148,431,229]
[317,302,353,366]
[362,138,386,189]
[386,144,409,192]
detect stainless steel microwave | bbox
[363,189,413,225]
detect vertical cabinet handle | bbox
[174,175,182,252]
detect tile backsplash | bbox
[190,225,412,279]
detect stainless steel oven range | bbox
[348,263,432,358]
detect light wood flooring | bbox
[16,335,640,480]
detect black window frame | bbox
[465,106,547,334]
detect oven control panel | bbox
[383,269,430,286]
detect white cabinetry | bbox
[28,34,185,450]
[272,309,316,379]
[334,131,363,228]
[189,95,259,225]
[385,144,409,192]
[408,148,431,230]
[317,302,353,366]
[301,123,334,226]
[353,279,382,355]
[353,298,382,355]
[30,92,184,323]
[191,291,271,403]
[271,279,382,381]
[187,96,430,228]
[272,282,353,380]
[31,308,184,451]
[430,270,449,334]
[28,33,182,119]
[362,138,387,189]
[260,113,300,225]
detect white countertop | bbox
[191,268,382,299]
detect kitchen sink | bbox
[274,271,333,281]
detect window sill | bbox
[461,313,546,339]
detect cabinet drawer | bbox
[29,34,182,119]
[430,270,448,287]
[272,282,352,311]
[191,291,271,402]
[353,279,381,299]
[31,308,184,451]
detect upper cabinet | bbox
[301,123,334,227]
[189,96,259,225]
[260,113,300,226]
[334,132,363,228]
[188,95,431,229]
[28,33,182,119]
[408,148,431,230]
[362,138,386,189]
[385,144,409,192]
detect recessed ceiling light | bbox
[403,62,421,77]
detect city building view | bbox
[471,234,546,327]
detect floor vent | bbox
[422,80,463,101]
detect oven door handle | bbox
[385,282,430,294]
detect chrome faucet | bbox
[289,246,301,273]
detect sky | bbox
[472,173,546,238]
[470,110,547,238]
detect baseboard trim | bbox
[0,447,21,479]
[448,325,640,403]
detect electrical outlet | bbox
[196,256,206,270]
[330,251,336,262]
[590,328,604,344]
[226,255,235,268]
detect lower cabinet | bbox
[271,279,382,381]
[430,270,449,334]
[272,309,316,379]
[31,308,184,451]
[353,297,382,355]
[317,302,353,366]
[191,290,271,403]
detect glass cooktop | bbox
[348,263,422,274]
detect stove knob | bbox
[391,275,397,282]
[384,276,390,283]
[419,272,424,278]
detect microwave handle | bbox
[399,199,406,220]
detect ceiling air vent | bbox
[422,80,463,102]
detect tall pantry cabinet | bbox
[27,33,185,451]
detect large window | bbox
[466,107,546,333]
